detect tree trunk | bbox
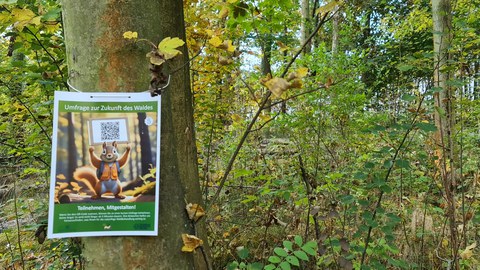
[61,1,209,269]
[432,0,458,268]
[331,6,340,56]
[300,0,311,54]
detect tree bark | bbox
[432,0,458,268]
[331,6,340,56]
[61,1,209,269]
[300,0,311,54]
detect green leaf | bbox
[237,247,249,260]
[395,159,410,169]
[379,183,392,193]
[226,261,239,270]
[283,240,293,251]
[401,93,416,101]
[430,86,443,93]
[279,261,291,270]
[383,159,393,168]
[247,262,263,270]
[301,241,317,256]
[268,255,282,264]
[397,64,414,71]
[264,264,276,270]
[274,247,288,257]
[416,122,437,132]
[293,250,309,261]
[286,255,299,266]
[294,235,303,246]
[340,194,355,204]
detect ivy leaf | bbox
[181,234,203,252]
[264,77,291,98]
[158,37,185,60]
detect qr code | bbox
[100,121,120,141]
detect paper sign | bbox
[48,91,160,238]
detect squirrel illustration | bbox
[74,141,131,199]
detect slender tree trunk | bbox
[432,0,458,268]
[300,0,311,54]
[61,1,209,269]
[331,6,340,56]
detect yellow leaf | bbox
[263,77,291,98]
[30,16,41,26]
[209,36,223,47]
[224,40,236,53]
[296,67,309,78]
[231,114,242,123]
[219,7,229,19]
[181,234,203,252]
[12,8,40,30]
[123,31,138,39]
[12,8,35,22]
[316,1,340,15]
[186,203,206,222]
[325,77,333,88]
[146,51,165,66]
[44,22,61,34]
[276,41,289,52]
[205,29,214,37]
[158,37,185,60]
[290,79,303,89]
[259,113,271,122]
[441,239,449,249]
[56,174,66,180]
[0,12,11,24]
[218,55,233,65]
[460,242,477,260]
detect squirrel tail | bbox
[73,166,98,194]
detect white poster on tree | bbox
[48,91,160,238]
